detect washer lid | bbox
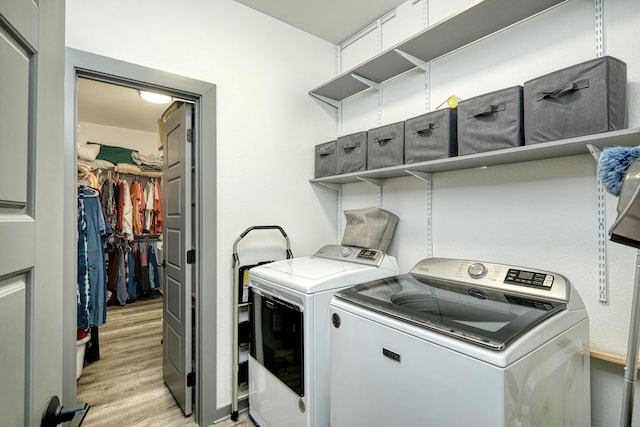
[250,253,398,293]
[333,272,567,351]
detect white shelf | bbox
[309,0,567,102]
[310,128,640,185]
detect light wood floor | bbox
[77,295,253,427]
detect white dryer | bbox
[248,245,399,427]
[329,257,590,427]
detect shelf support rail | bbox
[406,170,433,257]
[587,143,608,303]
[592,0,608,303]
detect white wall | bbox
[65,0,338,416]
[77,122,159,153]
[339,0,640,425]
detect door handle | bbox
[41,395,90,427]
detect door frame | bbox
[63,48,220,425]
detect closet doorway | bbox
[65,48,219,426]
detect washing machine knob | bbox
[468,262,487,279]
[341,246,353,257]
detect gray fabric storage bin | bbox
[342,207,399,253]
[524,56,627,144]
[337,131,367,174]
[458,86,524,155]
[404,109,458,163]
[367,122,405,170]
[314,140,337,178]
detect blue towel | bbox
[597,146,640,196]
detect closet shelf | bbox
[309,0,567,102]
[310,127,640,185]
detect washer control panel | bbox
[410,258,569,303]
[505,269,554,289]
[314,245,384,266]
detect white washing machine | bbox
[329,258,590,427]
[248,244,399,427]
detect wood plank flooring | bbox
[77,295,252,427]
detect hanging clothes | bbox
[77,186,109,329]
[106,243,120,306]
[139,241,151,295]
[127,244,137,301]
[144,180,155,234]
[130,178,146,235]
[148,241,160,290]
[153,180,163,233]
[120,179,134,241]
[101,173,118,232]
[78,171,98,189]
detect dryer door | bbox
[250,288,304,396]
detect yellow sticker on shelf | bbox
[446,95,460,109]
[435,95,461,110]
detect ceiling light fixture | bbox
[139,90,172,104]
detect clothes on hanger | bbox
[77,185,110,329]
[105,237,164,305]
[153,180,163,233]
[120,178,134,241]
[101,172,118,232]
[77,171,98,189]
[96,173,163,240]
[144,180,155,234]
[130,177,146,235]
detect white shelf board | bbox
[309,0,567,101]
[310,128,640,185]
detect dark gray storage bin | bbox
[367,122,405,170]
[337,131,367,174]
[314,140,337,178]
[404,109,457,163]
[457,86,524,155]
[524,56,627,144]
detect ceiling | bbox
[233,0,406,45]
[78,78,169,133]
[78,1,405,133]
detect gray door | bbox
[0,2,66,427]
[163,102,194,416]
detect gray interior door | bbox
[0,2,66,426]
[163,102,194,416]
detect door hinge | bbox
[187,371,196,387]
[187,249,196,264]
[187,128,194,143]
